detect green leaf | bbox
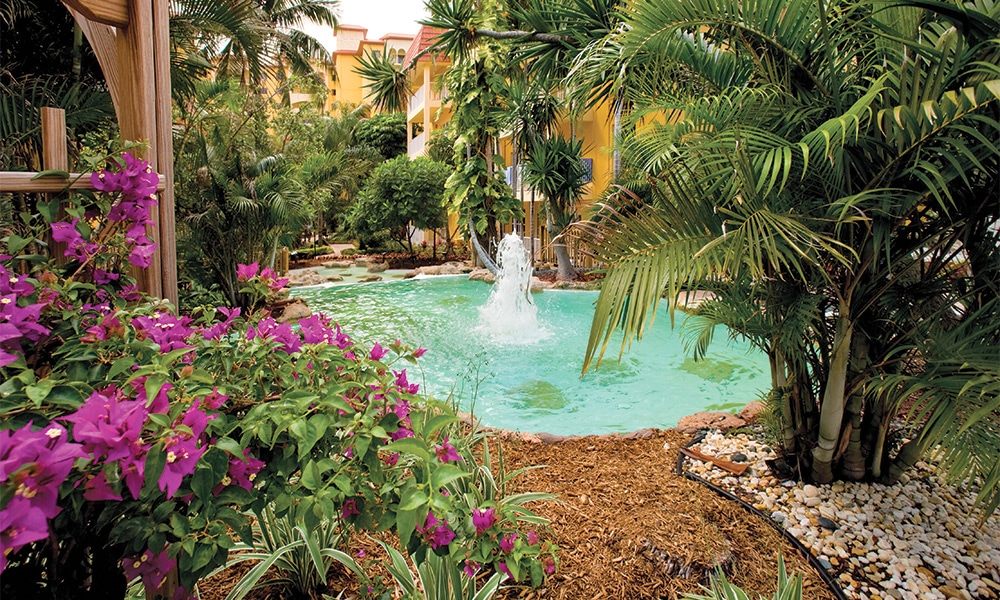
[25,379,55,404]
[430,464,468,491]
[396,504,419,550]
[32,169,70,179]
[385,438,431,462]
[190,541,217,571]
[192,467,215,502]
[4,235,32,256]
[214,437,244,457]
[108,356,138,379]
[142,445,167,498]
[301,460,323,491]
[398,487,428,511]
[424,415,460,438]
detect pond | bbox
[291,276,770,435]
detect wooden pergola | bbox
[0,0,177,304]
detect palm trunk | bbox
[769,348,798,453]
[811,309,854,483]
[547,217,577,281]
[841,332,870,480]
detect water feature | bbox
[291,274,771,436]
[479,234,544,343]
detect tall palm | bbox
[523,135,585,280]
[570,0,1000,510]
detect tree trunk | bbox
[841,331,870,480]
[811,310,854,483]
[545,210,577,280]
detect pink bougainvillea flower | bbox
[128,240,157,268]
[389,427,413,441]
[413,347,427,358]
[63,387,148,463]
[497,561,513,580]
[462,560,479,579]
[340,499,360,520]
[416,512,455,549]
[121,549,175,589]
[0,496,50,572]
[543,557,556,575]
[247,317,302,354]
[259,266,289,292]
[236,262,259,282]
[527,530,539,545]
[382,452,399,467]
[51,219,101,262]
[133,312,195,353]
[472,507,497,535]
[83,471,123,502]
[226,449,264,491]
[434,437,462,463]
[369,342,388,361]
[297,314,336,344]
[1,423,86,519]
[0,265,35,296]
[82,313,124,343]
[500,533,517,554]
[202,306,241,341]
[393,370,419,395]
[198,387,229,411]
[158,434,204,499]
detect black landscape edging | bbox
[674,434,850,600]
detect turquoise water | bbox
[292,277,770,435]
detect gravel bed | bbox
[683,430,1000,600]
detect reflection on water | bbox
[292,277,771,435]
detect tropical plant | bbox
[346,155,450,253]
[0,151,559,599]
[376,540,503,600]
[683,556,802,600]
[210,506,365,600]
[354,112,408,160]
[522,135,585,280]
[355,47,412,114]
[567,0,1000,511]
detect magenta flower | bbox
[394,370,419,394]
[413,347,427,358]
[462,560,479,578]
[121,549,175,589]
[0,266,35,296]
[51,219,101,262]
[247,317,302,354]
[416,512,455,549]
[158,434,204,499]
[0,423,86,519]
[259,266,289,292]
[128,240,157,268]
[82,313,123,343]
[298,314,336,344]
[390,427,414,441]
[92,268,120,285]
[472,507,497,535]
[198,388,229,411]
[434,437,462,463]
[133,312,195,353]
[369,342,388,361]
[382,452,400,467]
[83,471,123,502]
[226,450,264,491]
[527,530,539,545]
[543,557,556,575]
[340,499,360,519]
[0,496,50,572]
[1,292,51,367]
[63,387,148,464]
[236,262,259,282]
[500,533,517,553]
[497,561,512,580]
[202,306,241,341]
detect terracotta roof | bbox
[336,24,368,32]
[403,25,450,67]
[381,33,416,41]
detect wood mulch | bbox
[199,429,836,600]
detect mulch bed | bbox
[199,429,836,600]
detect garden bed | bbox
[199,429,837,600]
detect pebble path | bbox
[682,430,1000,600]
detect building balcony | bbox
[408,131,427,157]
[407,82,445,122]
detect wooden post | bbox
[152,0,177,305]
[41,107,70,262]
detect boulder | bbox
[738,401,767,422]
[468,268,495,283]
[403,270,420,279]
[359,274,383,283]
[367,261,389,273]
[323,260,353,269]
[530,277,550,293]
[676,411,746,433]
[286,269,326,287]
[354,257,369,267]
[324,274,344,282]
[274,298,312,323]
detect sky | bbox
[299,0,431,53]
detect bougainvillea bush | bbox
[0,152,557,599]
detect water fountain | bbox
[478,233,545,342]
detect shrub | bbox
[0,152,557,599]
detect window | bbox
[395,51,405,65]
[373,50,382,60]
[580,158,593,184]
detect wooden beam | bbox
[118,0,162,298]
[62,0,128,28]
[0,171,167,193]
[153,0,178,306]
[68,6,124,118]
[41,108,69,171]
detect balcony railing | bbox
[408,131,427,157]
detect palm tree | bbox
[569,0,1000,510]
[523,135,585,280]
